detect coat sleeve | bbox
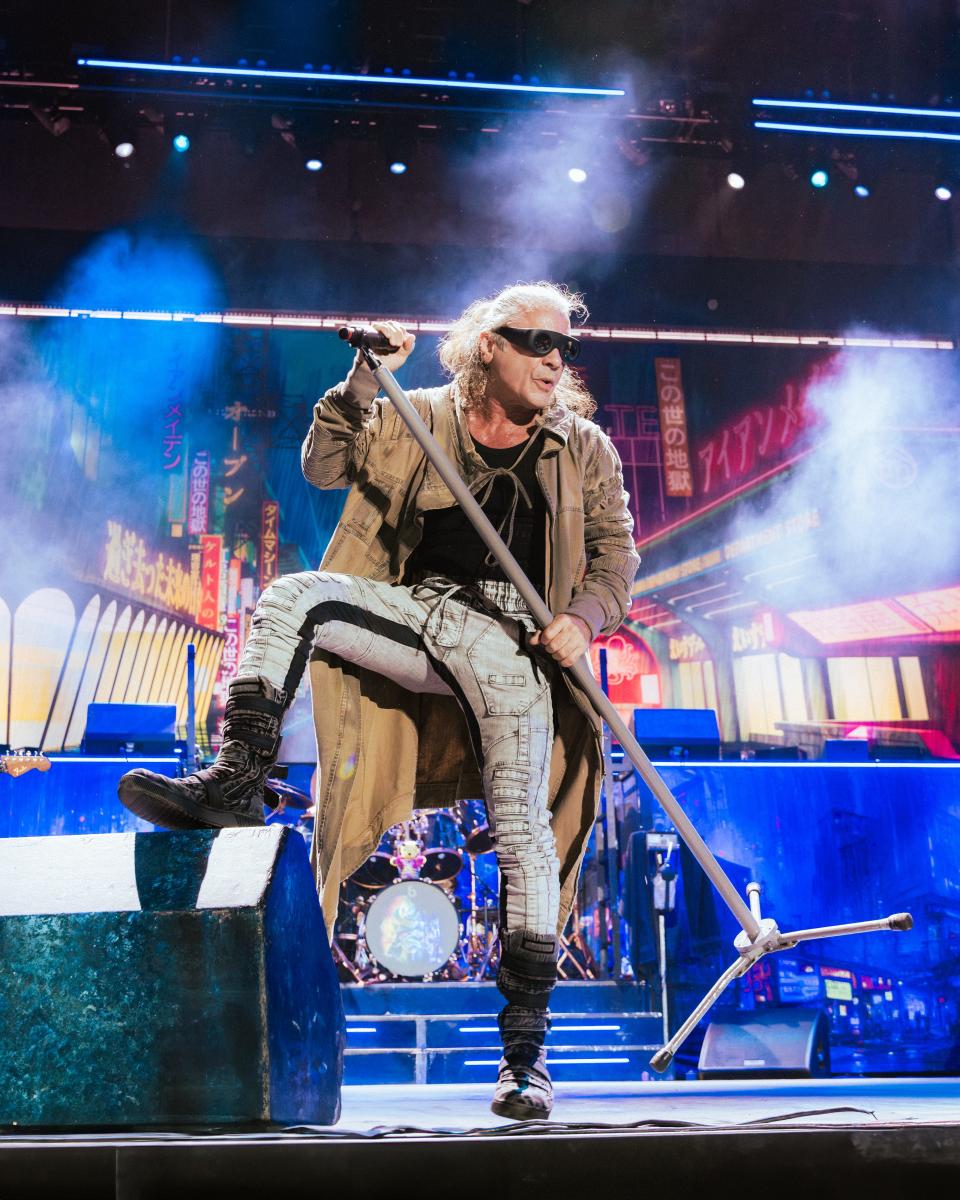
[301,353,386,489]
[563,431,641,639]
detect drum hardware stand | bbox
[355,338,915,1069]
[331,940,366,984]
[557,896,599,981]
[464,855,500,981]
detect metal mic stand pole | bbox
[362,347,914,1070]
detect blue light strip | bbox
[76,57,624,98]
[459,1024,622,1033]
[754,97,960,120]
[755,120,960,144]
[464,1056,631,1066]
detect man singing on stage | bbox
[119,281,639,1121]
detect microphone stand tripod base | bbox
[650,894,913,1074]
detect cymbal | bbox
[264,777,312,809]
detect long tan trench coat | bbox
[302,362,640,936]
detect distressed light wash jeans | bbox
[236,570,560,1005]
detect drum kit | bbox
[265,777,597,986]
[264,778,499,981]
[334,800,502,983]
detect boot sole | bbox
[118,772,265,831]
[490,1097,552,1122]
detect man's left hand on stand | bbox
[530,613,592,668]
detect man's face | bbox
[482,306,570,414]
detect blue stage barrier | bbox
[4,756,959,1074]
[641,762,960,1073]
[0,755,179,838]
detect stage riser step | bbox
[344,1049,659,1085]
[345,1016,662,1050]
[342,980,653,1017]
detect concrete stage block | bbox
[0,826,345,1128]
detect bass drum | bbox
[364,880,460,978]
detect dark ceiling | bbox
[0,1,958,328]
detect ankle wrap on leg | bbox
[222,678,288,757]
[498,1004,551,1067]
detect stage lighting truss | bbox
[0,304,953,351]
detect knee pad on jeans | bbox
[497,928,559,1007]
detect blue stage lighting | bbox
[389,161,407,175]
[854,184,870,197]
[935,185,953,201]
[568,167,587,183]
[756,120,960,145]
[172,134,190,153]
[76,57,625,98]
[305,158,323,172]
[754,96,960,120]
[726,171,746,190]
[114,141,135,159]
[810,169,829,188]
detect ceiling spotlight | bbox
[726,171,746,190]
[172,133,190,153]
[114,140,135,159]
[389,160,407,175]
[935,185,953,201]
[568,167,588,183]
[854,183,870,198]
[305,158,323,172]
[810,168,829,188]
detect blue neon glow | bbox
[345,1026,378,1034]
[810,169,829,188]
[854,184,870,198]
[305,158,323,171]
[76,57,625,98]
[754,96,960,120]
[464,1057,631,1066]
[389,161,407,175]
[172,133,190,152]
[935,185,953,201]
[756,120,960,144]
[459,1024,621,1033]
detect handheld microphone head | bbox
[338,326,395,353]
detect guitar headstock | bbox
[1,752,52,778]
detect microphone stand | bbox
[360,346,913,1071]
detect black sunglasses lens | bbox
[563,340,580,362]
[531,331,553,354]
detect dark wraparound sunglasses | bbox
[495,325,581,363]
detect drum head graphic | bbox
[365,880,460,977]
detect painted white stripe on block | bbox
[195,825,286,909]
[0,833,142,915]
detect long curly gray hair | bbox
[438,281,596,418]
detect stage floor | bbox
[3,1078,959,1199]
[338,1075,960,1131]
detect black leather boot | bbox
[490,1004,553,1121]
[117,678,286,829]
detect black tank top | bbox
[405,431,547,595]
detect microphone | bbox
[338,326,399,354]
